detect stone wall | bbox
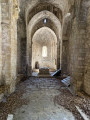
[0,0,19,101]
[69,0,90,95]
[84,1,90,95]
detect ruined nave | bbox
[0,0,90,120]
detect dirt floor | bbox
[0,77,90,120]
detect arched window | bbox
[43,18,47,24]
[42,46,47,57]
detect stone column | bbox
[62,39,69,75]
[84,6,90,95]
[9,0,19,93]
[1,0,11,87]
[69,0,87,94]
[1,0,19,93]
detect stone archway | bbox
[32,27,57,72]
[26,2,63,25]
[27,10,62,75]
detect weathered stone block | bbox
[38,68,50,77]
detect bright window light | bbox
[42,46,47,57]
[43,18,47,24]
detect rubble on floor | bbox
[54,84,90,120]
[0,77,89,120]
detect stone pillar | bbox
[62,39,69,75]
[17,18,26,74]
[84,6,90,95]
[9,0,19,93]
[1,0,19,93]
[69,0,87,93]
[1,0,11,86]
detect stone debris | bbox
[54,87,90,120]
[0,0,90,110]
[0,77,89,120]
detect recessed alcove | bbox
[32,27,57,74]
